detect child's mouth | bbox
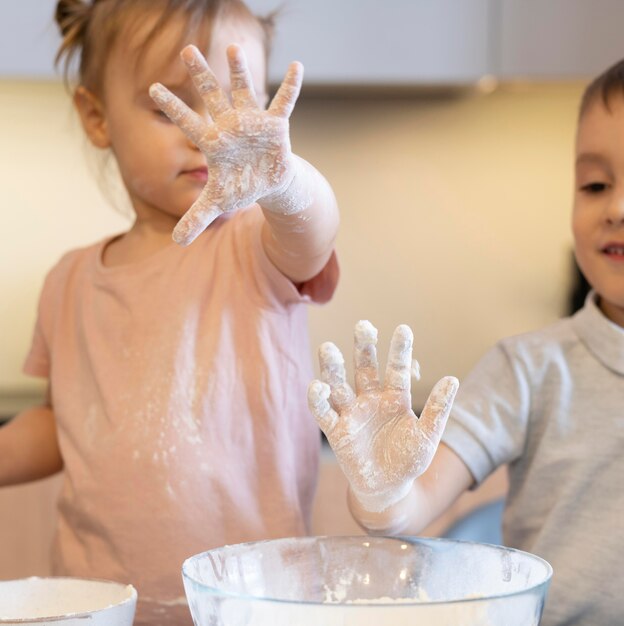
[182,167,208,183]
[602,243,624,259]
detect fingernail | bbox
[149,83,163,98]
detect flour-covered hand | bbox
[308,321,459,513]
[150,44,302,246]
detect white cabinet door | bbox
[497,0,624,79]
[246,0,492,86]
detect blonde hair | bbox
[55,0,275,94]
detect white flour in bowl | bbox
[206,588,498,626]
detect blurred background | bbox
[0,0,619,576]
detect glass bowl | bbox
[0,577,137,625]
[183,536,552,625]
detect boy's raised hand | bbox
[308,321,459,514]
[150,44,302,246]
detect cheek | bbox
[571,201,593,239]
[571,211,595,269]
[115,126,173,169]
[111,141,165,197]
[571,208,583,241]
[571,215,583,241]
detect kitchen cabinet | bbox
[3,1,624,86]
[246,0,491,86]
[1,0,491,85]
[497,0,624,79]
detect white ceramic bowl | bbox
[0,577,137,625]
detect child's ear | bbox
[73,86,110,149]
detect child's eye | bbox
[153,109,171,122]
[580,182,608,193]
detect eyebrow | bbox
[575,152,609,167]
[139,80,189,94]
[139,81,196,103]
[160,78,192,90]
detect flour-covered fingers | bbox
[353,320,381,394]
[172,179,227,245]
[384,324,414,392]
[181,45,230,119]
[318,342,355,412]
[268,61,303,118]
[307,380,339,435]
[418,376,459,440]
[149,83,208,147]
[226,44,259,110]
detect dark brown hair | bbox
[579,57,624,118]
[55,0,275,94]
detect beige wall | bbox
[0,80,584,408]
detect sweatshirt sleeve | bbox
[442,341,531,485]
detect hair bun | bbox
[55,0,91,38]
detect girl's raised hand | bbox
[150,44,302,246]
[308,321,459,514]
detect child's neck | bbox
[102,216,177,268]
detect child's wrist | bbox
[258,155,314,215]
[347,485,415,536]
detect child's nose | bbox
[186,134,201,151]
[606,191,624,225]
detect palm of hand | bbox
[308,321,458,512]
[330,389,437,501]
[200,109,292,212]
[150,44,302,245]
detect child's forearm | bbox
[259,155,339,283]
[0,405,63,487]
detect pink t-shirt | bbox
[24,206,338,625]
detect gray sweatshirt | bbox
[443,292,624,626]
